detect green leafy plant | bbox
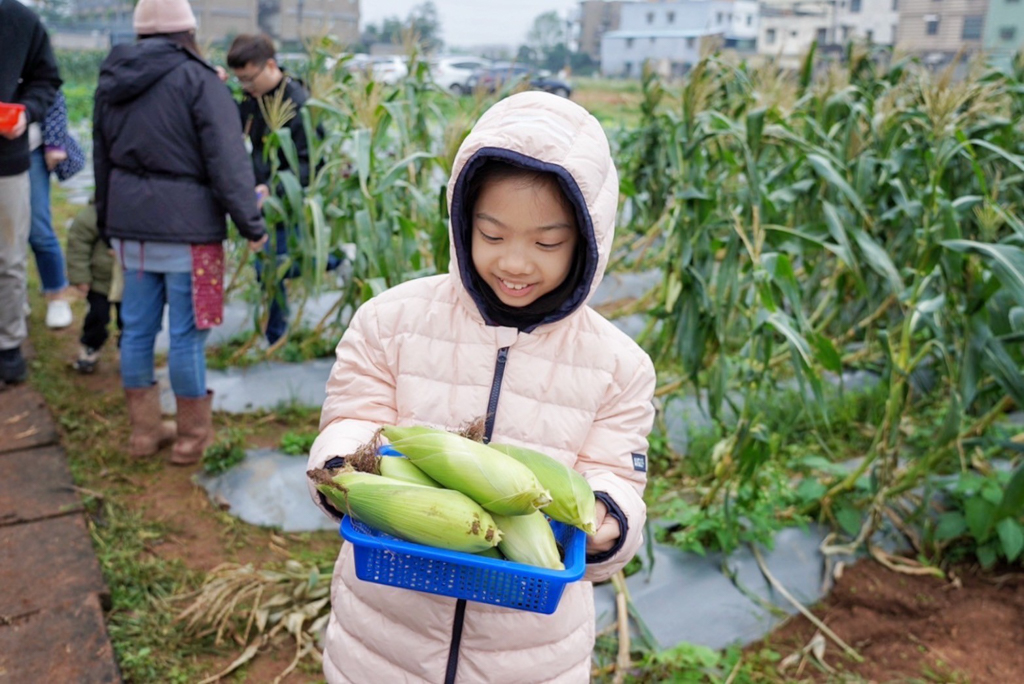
[202,427,250,475]
[928,463,1024,568]
[280,430,318,456]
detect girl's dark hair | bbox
[464,160,576,222]
[139,31,201,58]
[461,158,588,331]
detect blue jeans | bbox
[120,269,210,398]
[28,147,69,294]
[254,227,341,345]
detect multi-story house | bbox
[579,0,629,62]
[835,0,900,46]
[758,1,831,67]
[600,0,759,77]
[983,0,1024,68]
[896,0,991,61]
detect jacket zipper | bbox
[483,347,509,443]
[444,345,510,684]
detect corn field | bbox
[239,41,1024,567]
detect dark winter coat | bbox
[0,0,62,176]
[238,74,318,187]
[93,38,266,244]
[66,204,115,297]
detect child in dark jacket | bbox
[65,199,122,373]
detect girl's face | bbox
[471,176,578,308]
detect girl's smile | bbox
[471,175,578,308]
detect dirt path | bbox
[750,559,1024,682]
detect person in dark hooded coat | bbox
[93,0,267,466]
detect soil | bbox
[38,297,1024,683]
[750,560,1024,683]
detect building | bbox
[70,0,359,45]
[983,0,1024,68]
[600,0,759,77]
[578,0,628,61]
[758,1,830,68]
[835,0,899,46]
[896,0,990,62]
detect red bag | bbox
[191,243,224,330]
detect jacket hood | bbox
[447,91,619,332]
[97,39,195,105]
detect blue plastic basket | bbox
[340,513,587,614]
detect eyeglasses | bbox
[234,62,267,86]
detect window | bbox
[687,37,696,48]
[1001,26,1018,41]
[850,0,861,12]
[650,37,656,45]
[962,15,984,39]
[892,0,898,9]
[817,27,828,43]
[766,28,776,44]
[842,26,851,40]
[747,14,753,26]
[624,61,632,77]
[866,29,874,42]
[626,37,634,48]
[717,12,723,24]
[925,15,940,35]
[646,12,654,24]
[667,11,675,23]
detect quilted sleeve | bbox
[306,300,398,520]
[575,350,656,583]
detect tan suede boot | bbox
[125,385,177,458]
[171,390,215,466]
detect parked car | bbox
[466,63,572,98]
[432,56,492,94]
[346,54,408,85]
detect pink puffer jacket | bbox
[307,91,656,683]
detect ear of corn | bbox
[474,546,505,560]
[489,443,597,534]
[312,469,501,552]
[493,511,564,570]
[382,426,552,516]
[378,455,442,487]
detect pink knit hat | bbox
[133,0,197,35]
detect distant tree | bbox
[526,11,564,56]
[408,1,443,52]
[361,2,442,52]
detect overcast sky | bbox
[361,0,580,50]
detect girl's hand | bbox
[74,283,89,295]
[1,111,26,140]
[45,148,68,171]
[586,499,620,554]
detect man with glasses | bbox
[227,34,336,345]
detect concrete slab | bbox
[0,515,108,617]
[157,359,334,414]
[195,449,338,532]
[0,445,82,526]
[0,385,60,455]
[0,593,120,683]
[154,290,350,354]
[593,525,833,651]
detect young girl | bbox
[307,91,656,683]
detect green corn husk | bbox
[493,511,564,570]
[382,426,552,516]
[310,469,501,552]
[489,443,597,534]
[474,546,505,560]
[378,456,442,487]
